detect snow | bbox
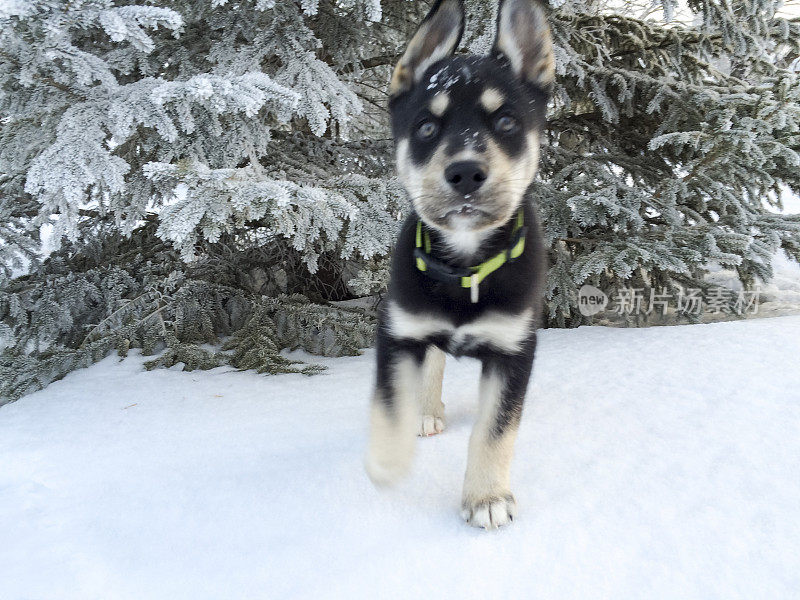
[2,317,800,599]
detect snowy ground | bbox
[2,317,800,599]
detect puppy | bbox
[365,0,554,529]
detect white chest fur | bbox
[387,302,533,354]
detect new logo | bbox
[578,285,608,316]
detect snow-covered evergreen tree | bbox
[538,0,800,325]
[1,0,799,403]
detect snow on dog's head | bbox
[389,0,553,235]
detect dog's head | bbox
[389,0,553,235]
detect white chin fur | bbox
[442,226,490,256]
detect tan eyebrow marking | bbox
[429,92,450,117]
[480,87,505,113]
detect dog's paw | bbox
[461,493,517,529]
[365,453,410,487]
[365,396,417,487]
[364,444,413,487]
[419,414,445,437]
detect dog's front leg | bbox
[461,337,536,529]
[419,345,446,436]
[365,330,427,486]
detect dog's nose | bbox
[445,161,487,195]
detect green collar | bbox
[414,208,527,303]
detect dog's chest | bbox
[387,301,533,355]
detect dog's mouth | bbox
[443,202,490,220]
[423,200,501,231]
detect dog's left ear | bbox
[492,0,555,89]
[389,0,465,98]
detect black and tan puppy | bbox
[365,0,554,529]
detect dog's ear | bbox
[388,0,465,98]
[492,0,555,89]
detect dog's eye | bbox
[494,115,519,134]
[416,120,439,140]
